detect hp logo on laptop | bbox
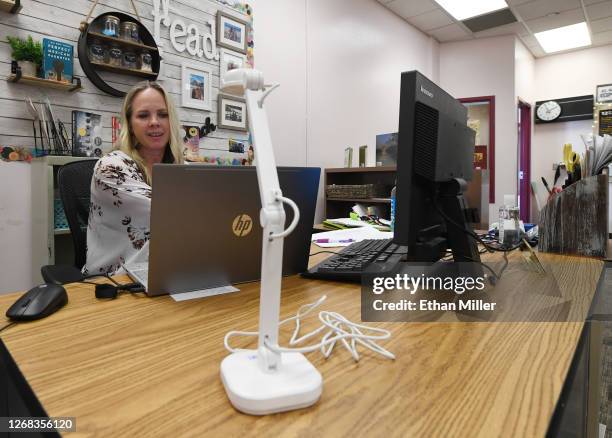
[232,214,253,237]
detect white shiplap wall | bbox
[0,0,250,160]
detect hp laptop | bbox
[125,165,320,296]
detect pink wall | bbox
[253,0,440,221]
[306,0,439,219]
[439,36,517,224]
[250,0,308,167]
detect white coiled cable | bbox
[224,295,395,362]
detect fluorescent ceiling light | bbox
[535,22,591,54]
[433,0,508,21]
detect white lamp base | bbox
[220,350,323,415]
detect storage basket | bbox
[326,184,387,199]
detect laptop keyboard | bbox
[303,239,407,282]
[125,262,149,286]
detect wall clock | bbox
[534,95,593,124]
[536,100,561,122]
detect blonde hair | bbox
[116,81,184,185]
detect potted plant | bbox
[7,35,42,77]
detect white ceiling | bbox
[376,0,612,57]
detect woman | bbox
[83,82,184,276]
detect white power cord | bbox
[224,295,395,362]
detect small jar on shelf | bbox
[89,39,106,64]
[140,50,153,72]
[122,51,138,69]
[102,15,120,37]
[120,21,139,43]
[108,44,123,67]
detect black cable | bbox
[431,197,515,281]
[498,251,510,278]
[309,251,342,257]
[83,273,120,286]
[432,199,522,253]
[0,322,16,334]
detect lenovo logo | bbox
[420,85,433,98]
[232,214,253,237]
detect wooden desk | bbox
[0,250,604,437]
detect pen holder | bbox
[538,174,608,257]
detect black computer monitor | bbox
[394,70,482,276]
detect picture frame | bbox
[181,62,212,111]
[218,94,248,131]
[217,11,248,54]
[375,132,398,167]
[344,147,353,168]
[596,83,612,103]
[219,48,247,88]
[358,145,367,167]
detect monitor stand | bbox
[400,178,484,280]
[437,178,484,279]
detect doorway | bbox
[517,100,531,222]
[459,96,496,228]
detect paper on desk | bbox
[326,217,370,227]
[171,285,239,301]
[325,218,391,232]
[312,226,393,247]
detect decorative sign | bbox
[596,84,612,103]
[473,145,487,170]
[152,0,219,61]
[599,109,612,136]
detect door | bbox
[517,100,531,222]
[459,96,496,228]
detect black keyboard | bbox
[303,239,407,282]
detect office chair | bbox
[41,160,97,284]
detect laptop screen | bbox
[147,165,320,295]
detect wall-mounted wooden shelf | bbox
[325,166,396,173]
[0,0,21,13]
[7,62,82,92]
[90,61,157,79]
[325,167,397,218]
[328,197,391,204]
[78,12,160,97]
[87,31,158,52]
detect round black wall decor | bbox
[78,12,160,97]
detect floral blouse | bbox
[83,150,151,276]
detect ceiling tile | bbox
[514,0,581,21]
[407,9,453,31]
[592,29,612,44]
[591,15,612,32]
[386,0,439,18]
[506,0,535,5]
[586,1,612,20]
[472,21,528,38]
[429,23,472,42]
[525,8,585,33]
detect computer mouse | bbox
[5,283,68,321]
